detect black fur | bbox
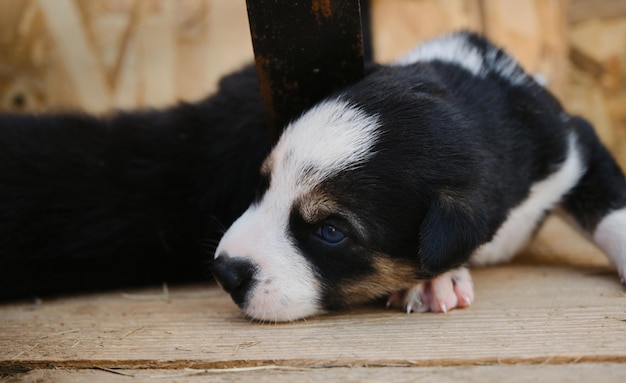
[562,116,626,230]
[279,33,626,312]
[333,59,573,276]
[284,56,576,301]
[0,65,272,300]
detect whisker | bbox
[196,237,221,256]
[209,215,228,234]
[199,239,221,247]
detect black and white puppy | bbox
[212,32,626,322]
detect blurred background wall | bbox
[0,0,624,262]
[0,0,253,112]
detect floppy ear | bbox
[419,196,488,275]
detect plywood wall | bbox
[0,0,572,109]
[0,0,567,113]
[567,0,626,167]
[0,0,625,170]
[0,0,253,113]
[371,0,568,100]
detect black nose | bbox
[211,254,257,307]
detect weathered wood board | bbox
[2,264,625,375]
[5,363,626,383]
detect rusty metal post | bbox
[246,0,365,140]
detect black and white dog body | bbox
[212,32,626,322]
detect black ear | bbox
[419,196,488,275]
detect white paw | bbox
[593,208,626,285]
[386,267,474,313]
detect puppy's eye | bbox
[317,224,346,244]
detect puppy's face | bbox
[213,94,485,322]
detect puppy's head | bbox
[213,91,488,322]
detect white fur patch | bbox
[215,205,321,322]
[594,208,626,283]
[215,100,381,322]
[395,33,529,86]
[471,134,585,265]
[273,99,381,190]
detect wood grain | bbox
[1,265,625,372]
[5,363,626,383]
[36,0,112,113]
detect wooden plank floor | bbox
[1,221,626,381]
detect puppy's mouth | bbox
[210,251,325,322]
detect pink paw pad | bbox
[386,267,474,313]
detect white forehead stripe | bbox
[395,32,529,86]
[274,99,380,186]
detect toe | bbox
[385,267,475,314]
[386,289,407,309]
[428,275,457,313]
[452,268,474,308]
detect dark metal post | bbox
[246,0,365,139]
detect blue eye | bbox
[318,224,346,244]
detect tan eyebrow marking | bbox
[298,191,338,224]
[295,189,370,242]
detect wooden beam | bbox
[246,0,365,139]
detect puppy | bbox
[0,65,272,300]
[212,32,626,322]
